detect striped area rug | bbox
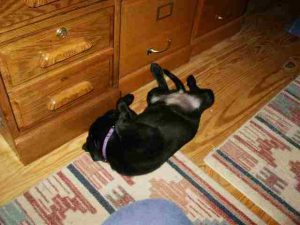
[205,76,300,225]
[0,152,263,225]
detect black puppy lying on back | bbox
[83,63,214,176]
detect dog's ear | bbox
[150,63,168,90]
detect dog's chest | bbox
[150,92,201,111]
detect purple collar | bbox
[102,126,115,161]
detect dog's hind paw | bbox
[187,75,197,86]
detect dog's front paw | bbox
[124,94,134,105]
[118,94,134,106]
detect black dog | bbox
[83,63,214,176]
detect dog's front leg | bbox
[115,98,138,136]
[117,94,137,121]
[118,94,134,106]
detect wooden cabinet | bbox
[0,0,103,34]
[9,53,113,129]
[0,0,248,164]
[119,0,197,94]
[0,8,113,87]
[191,0,248,55]
[0,0,120,164]
[194,0,248,38]
[120,0,197,77]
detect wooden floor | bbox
[0,4,299,224]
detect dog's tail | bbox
[150,63,169,90]
[163,69,186,92]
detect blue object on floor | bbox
[286,17,300,37]
[101,199,193,225]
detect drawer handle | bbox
[47,81,94,111]
[23,0,58,7]
[215,15,224,20]
[40,38,93,68]
[215,10,232,21]
[147,39,172,55]
[56,27,68,39]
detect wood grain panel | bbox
[192,17,243,56]
[120,0,197,77]
[23,0,58,7]
[0,7,113,87]
[8,51,113,129]
[0,1,114,44]
[0,76,19,138]
[0,107,17,155]
[113,0,121,88]
[193,0,248,38]
[0,0,112,33]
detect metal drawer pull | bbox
[147,39,172,55]
[215,15,224,20]
[56,27,68,38]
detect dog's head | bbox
[82,110,118,161]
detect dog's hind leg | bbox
[187,75,199,92]
[150,63,169,90]
[163,69,186,92]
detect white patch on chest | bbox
[150,92,201,111]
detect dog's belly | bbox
[135,106,199,146]
[150,92,201,111]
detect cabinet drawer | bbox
[0,0,110,32]
[120,0,197,77]
[15,88,120,164]
[195,0,247,38]
[0,7,113,87]
[8,52,113,129]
